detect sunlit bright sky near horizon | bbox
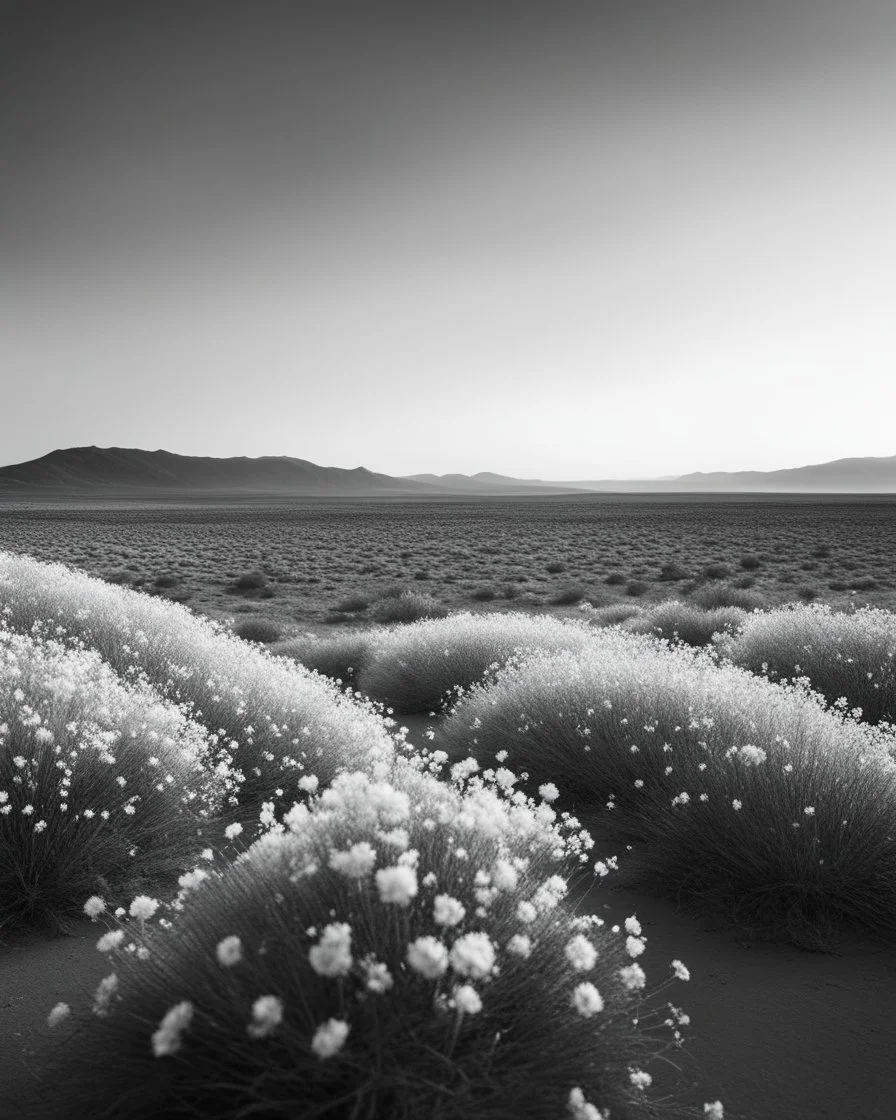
[3,1,896,480]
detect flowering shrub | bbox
[439,628,896,945]
[47,760,687,1119]
[624,601,747,648]
[0,553,394,810]
[0,623,224,928]
[718,603,896,724]
[272,630,377,685]
[355,612,602,713]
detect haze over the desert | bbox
[3,0,896,479]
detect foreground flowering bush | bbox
[439,628,896,945]
[47,760,688,1119]
[0,623,224,928]
[718,603,896,724]
[624,601,747,648]
[353,612,603,714]
[0,553,394,809]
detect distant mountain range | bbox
[1,446,896,496]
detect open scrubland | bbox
[1,500,896,1119]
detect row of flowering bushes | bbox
[0,552,394,810]
[43,757,698,1119]
[436,627,896,946]
[0,621,226,928]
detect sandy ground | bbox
[2,715,894,1119]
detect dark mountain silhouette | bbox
[2,448,896,497]
[0,447,438,496]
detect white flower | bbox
[568,1086,604,1120]
[329,841,377,878]
[453,984,483,1014]
[433,894,466,927]
[375,865,418,906]
[83,895,105,919]
[571,981,604,1017]
[224,822,243,840]
[671,959,690,981]
[247,995,283,1039]
[311,1018,349,1059]
[703,1102,724,1119]
[97,930,125,953]
[629,1068,652,1090]
[731,799,742,811]
[516,900,537,923]
[298,774,319,793]
[129,896,159,922]
[506,934,532,958]
[738,745,767,766]
[804,806,816,816]
[92,973,119,1016]
[216,935,243,967]
[47,1002,71,1028]
[152,1001,194,1057]
[309,923,353,978]
[449,932,496,979]
[565,934,598,971]
[624,915,641,936]
[619,963,646,990]
[538,782,560,802]
[625,936,646,958]
[363,958,394,994]
[407,936,449,979]
[491,859,519,892]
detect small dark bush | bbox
[550,586,585,605]
[702,563,732,580]
[796,585,819,601]
[333,596,370,613]
[733,576,756,589]
[234,571,267,591]
[739,555,762,571]
[372,591,449,624]
[659,562,692,581]
[412,570,431,581]
[625,580,650,597]
[690,584,765,611]
[828,580,848,591]
[604,572,627,585]
[152,574,179,589]
[545,560,566,574]
[849,577,878,591]
[233,618,282,644]
[470,586,497,601]
[811,546,832,558]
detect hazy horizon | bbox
[3,1,896,479]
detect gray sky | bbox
[3,1,895,479]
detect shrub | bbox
[356,613,600,714]
[372,592,450,625]
[545,561,566,574]
[46,763,681,1120]
[625,601,747,647]
[585,604,643,628]
[718,603,896,724]
[701,564,732,580]
[739,556,762,571]
[233,571,268,591]
[848,577,878,592]
[0,623,225,929]
[470,587,497,602]
[658,563,691,582]
[796,586,819,602]
[439,629,896,946]
[0,553,394,812]
[689,584,765,611]
[153,574,180,589]
[271,632,377,685]
[333,596,370,614]
[604,573,627,586]
[233,618,282,644]
[625,581,650,598]
[550,586,585,606]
